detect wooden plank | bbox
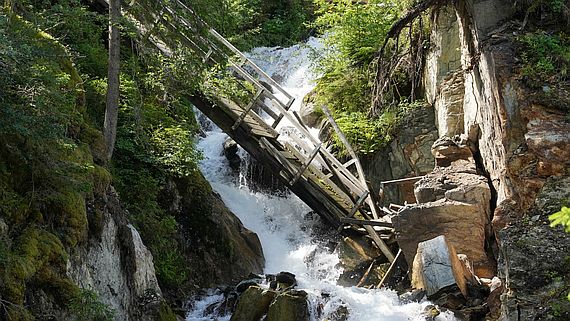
[209,28,294,102]
[365,225,395,263]
[343,159,357,169]
[377,249,404,289]
[271,98,294,128]
[320,104,382,220]
[348,191,370,217]
[339,217,393,228]
[381,176,424,185]
[289,143,322,185]
[232,89,263,130]
[286,132,333,176]
[282,142,353,207]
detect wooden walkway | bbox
[118,0,397,262]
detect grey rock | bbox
[299,90,323,128]
[411,235,471,298]
[231,286,278,321]
[265,290,310,321]
[223,137,241,171]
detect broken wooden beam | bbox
[340,217,393,228]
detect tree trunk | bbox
[104,0,121,161]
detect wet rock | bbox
[399,289,426,303]
[275,271,297,288]
[323,305,349,321]
[230,286,278,321]
[421,305,441,321]
[299,90,323,128]
[223,137,241,171]
[265,290,310,321]
[235,278,262,293]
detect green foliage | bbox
[311,0,425,154]
[151,126,201,177]
[519,31,570,83]
[550,206,570,233]
[68,289,115,321]
[189,0,314,50]
[313,0,403,63]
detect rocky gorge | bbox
[1,0,569,321]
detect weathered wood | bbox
[289,143,322,186]
[320,104,382,221]
[365,225,395,263]
[381,176,424,185]
[339,217,393,228]
[348,191,370,217]
[209,28,294,102]
[377,249,405,288]
[232,89,263,130]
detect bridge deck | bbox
[119,0,396,262]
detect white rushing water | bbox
[187,38,456,321]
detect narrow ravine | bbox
[187,39,456,321]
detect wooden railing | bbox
[116,0,396,262]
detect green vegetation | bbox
[550,206,570,233]
[312,0,422,154]
[519,31,570,83]
[0,9,100,319]
[189,0,314,50]
[550,206,570,301]
[67,289,115,321]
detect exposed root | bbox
[370,0,451,116]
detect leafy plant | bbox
[519,31,570,83]
[68,289,115,321]
[550,206,570,233]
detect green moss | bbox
[0,228,68,304]
[92,165,111,197]
[158,301,177,321]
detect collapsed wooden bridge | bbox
[118,0,399,263]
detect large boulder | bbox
[393,136,494,277]
[299,90,323,128]
[231,286,278,321]
[411,235,475,298]
[265,290,310,321]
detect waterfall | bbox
[187,38,456,321]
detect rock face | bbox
[497,177,570,321]
[422,0,570,319]
[299,89,323,129]
[67,187,162,321]
[361,106,438,204]
[393,137,494,277]
[162,174,265,287]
